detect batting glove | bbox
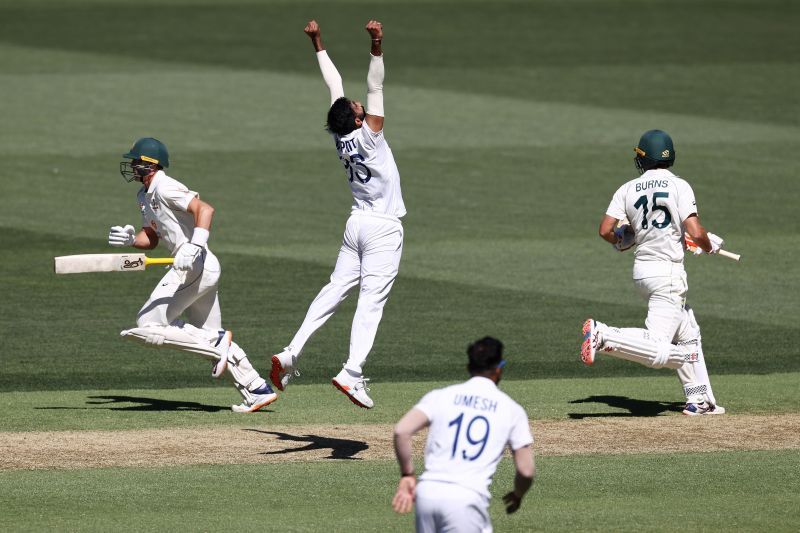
[708,232,724,254]
[173,242,202,270]
[612,224,635,252]
[108,225,135,247]
[684,234,703,255]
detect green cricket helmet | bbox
[119,137,169,182]
[634,129,675,174]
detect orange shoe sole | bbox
[247,394,278,413]
[331,379,371,409]
[270,355,285,391]
[581,319,595,365]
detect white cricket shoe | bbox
[581,318,604,365]
[270,350,299,391]
[332,367,374,409]
[232,383,278,413]
[682,402,726,416]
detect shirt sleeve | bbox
[358,121,384,152]
[413,390,439,420]
[137,189,149,229]
[158,180,198,212]
[508,404,534,450]
[605,184,627,220]
[676,179,698,222]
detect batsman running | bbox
[111,137,277,413]
[270,19,406,409]
[582,129,725,416]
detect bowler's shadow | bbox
[244,429,368,460]
[568,395,684,419]
[35,395,233,413]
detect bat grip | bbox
[145,257,175,267]
[717,249,741,261]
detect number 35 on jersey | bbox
[339,153,372,183]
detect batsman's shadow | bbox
[35,395,237,413]
[244,429,368,460]
[568,395,684,419]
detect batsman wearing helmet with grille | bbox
[582,130,726,416]
[110,137,277,413]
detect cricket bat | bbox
[684,236,741,261]
[54,254,174,274]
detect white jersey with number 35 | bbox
[606,168,698,279]
[414,377,533,499]
[333,122,406,219]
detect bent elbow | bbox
[522,463,536,479]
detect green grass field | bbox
[1,0,799,531]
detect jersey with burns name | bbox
[333,122,406,219]
[606,168,698,279]
[137,170,202,256]
[414,376,533,499]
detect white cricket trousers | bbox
[415,481,492,533]
[135,249,264,393]
[633,272,716,404]
[288,212,403,374]
[137,248,222,332]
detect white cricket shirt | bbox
[606,169,698,279]
[333,122,406,219]
[415,376,533,499]
[137,170,200,256]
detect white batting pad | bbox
[225,341,261,390]
[121,326,226,362]
[602,327,687,369]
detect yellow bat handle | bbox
[144,257,175,267]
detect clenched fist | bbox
[365,20,383,40]
[304,19,320,39]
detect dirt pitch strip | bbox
[3,414,799,471]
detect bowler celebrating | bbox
[112,137,276,413]
[271,19,406,409]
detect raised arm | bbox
[364,20,385,133]
[305,20,344,105]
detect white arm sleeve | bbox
[366,54,384,117]
[316,50,344,105]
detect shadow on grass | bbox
[34,395,242,413]
[568,395,684,419]
[244,429,368,460]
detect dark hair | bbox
[467,337,504,373]
[326,97,358,136]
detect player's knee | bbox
[358,291,388,310]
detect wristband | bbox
[191,227,210,247]
[401,471,415,477]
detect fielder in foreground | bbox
[582,130,725,416]
[111,137,276,413]
[270,19,406,409]
[392,337,535,532]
